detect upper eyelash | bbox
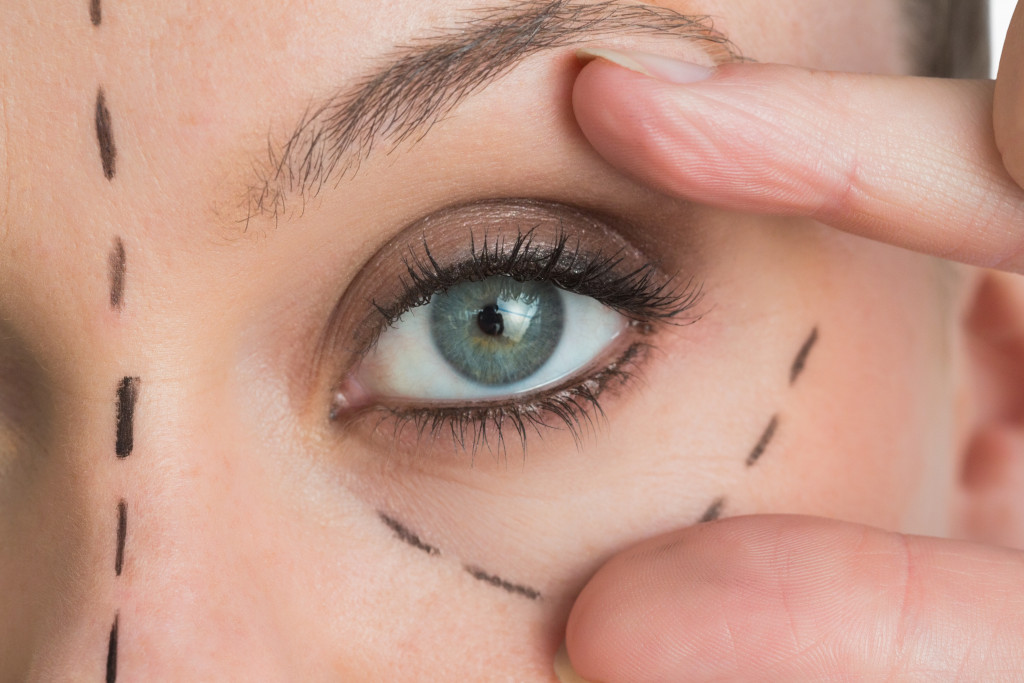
[337,222,700,454]
[371,227,702,332]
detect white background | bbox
[991,0,1017,76]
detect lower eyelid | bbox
[329,337,652,458]
[319,198,701,455]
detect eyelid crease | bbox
[318,198,703,456]
[320,198,702,367]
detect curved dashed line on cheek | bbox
[745,414,779,467]
[790,327,819,385]
[376,511,542,600]
[698,496,724,522]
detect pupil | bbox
[477,304,504,336]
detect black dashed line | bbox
[108,237,126,309]
[115,500,127,576]
[105,613,118,683]
[464,566,541,600]
[115,377,139,458]
[699,497,725,522]
[746,415,779,467]
[378,512,440,556]
[790,327,819,385]
[95,88,117,180]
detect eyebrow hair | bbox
[245,0,740,222]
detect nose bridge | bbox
[105,374,298,680]
[19,370,298,681]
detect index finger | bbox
[572,56,1024,272]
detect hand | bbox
[558,6,1024,681]
[570,3,1024,273]
[557,515,1024,680]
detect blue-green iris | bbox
[430,276,564,386]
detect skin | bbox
[0,0,1019,680]
[564,2,1024,680]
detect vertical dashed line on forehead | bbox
[90,0,101,26]
[115,377,139,458]
[95,89,117,180]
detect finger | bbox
[563,515,1024,681]
[572,54,1024,273]
[995,2,1024,187]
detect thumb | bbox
[560,515,1024,682]
[572,50,1024,272]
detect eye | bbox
[324,199,701,451]
[352,275,627,401]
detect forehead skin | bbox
[0,0,929,680]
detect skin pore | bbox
[0,0,979,679]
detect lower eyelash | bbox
[352,342,648,457]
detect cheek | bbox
[653,217,954,534]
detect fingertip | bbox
[994,2,1024,189]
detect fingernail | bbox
[576,47,714,83]
[554,642,596,683]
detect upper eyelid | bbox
[317,198,700,367]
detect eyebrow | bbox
[245,0,740,222]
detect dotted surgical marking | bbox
[108,237,126,310]
[746,415,778,467]
[790,327,819,385]
[699,497,724,522]
[94,88,117,180]
[464,565,541,601]
[114,377,139,458]
[105,614,118,683]
[377,512,542,600]
[115,500,127,576]
[378,512,440,556]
